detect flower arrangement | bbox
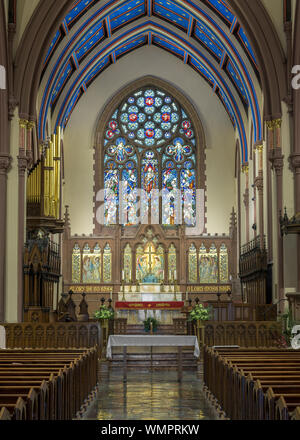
[143,317,159,333]
[94,305,114,321]
[188,303,212,322]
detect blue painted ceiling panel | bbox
[153,0,189,30]
[110,0,146,31]
[75,22,105,61]
[226,59,248,104]
[152,35,185,58]
[204,0,234,25]
[193,22,223,60]
[115,36,147,58]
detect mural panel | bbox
[199,244,218,284]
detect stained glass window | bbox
[188,244,198,283]
[103,244,112,283]
[72,244,81,283]
[219,244,229,283]
[103,87,196,226]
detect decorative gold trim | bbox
[68,285,113,293]
[255,144,264,153]
[19,119,28,128]
[266,119,282,130]
[27,121,36,130]
[241,164,249,174]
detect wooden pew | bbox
[0,347,98,420]
[203,346,300,420]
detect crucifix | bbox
[146,244,156,274]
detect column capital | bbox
[19,119,28,128]
[0,153,12,175]
[289,153,300,173]
[241,164,249,174]
[255,144,264,153]
[268,147,284,175]
[17,152,29,175]
[266,119,282,130]
[27,121,36,130]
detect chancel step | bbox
[109,349,198,371]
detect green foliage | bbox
[143,317,159,333]
[188,304,212,322]
[94,305,114,320]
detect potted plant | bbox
[188,303,211,346]
[143,317,159,334]
[188,303,212,326]
[94,305,114,327]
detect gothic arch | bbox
[229,0,287,119]
[93,75,207,233]
[13,0,286,123]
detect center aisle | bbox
[86,369,215,420]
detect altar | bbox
[116,283,184,325]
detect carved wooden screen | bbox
[103,244,112,283]
[72,243,81,284]
[123,244,132,283]
[188,244,198,283]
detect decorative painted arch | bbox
[37,0,262,144]
[13,0,286,157]
[52,23,248,162]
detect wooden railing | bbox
[1,322,101,350]
[186,300,277,322]
[188,321,281,348]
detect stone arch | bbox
[229,0,287,119]
[93,75,207,233]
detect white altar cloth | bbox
[106,335,200,359]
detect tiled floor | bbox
[86,368,214,420]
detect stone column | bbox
[0,154,12,322]
[269,120,285,311]
[289,153,300,291]
[242,165,250,243]
[266,121,275,260]
[254,145,264,250]
[17,119,29,322]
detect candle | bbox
[174,270,177,280]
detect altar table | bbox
[106,335,200,382]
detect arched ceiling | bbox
[38,0,264,164]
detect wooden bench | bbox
[0,347,98,420]
[203,346,300,420]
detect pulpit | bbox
[116,283,184,324]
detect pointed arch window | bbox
[102,86,197,226]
